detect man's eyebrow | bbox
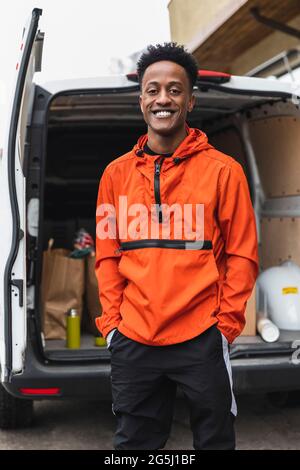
[144,80,183,87]
[168,81,183,87]
[145,81,159,87]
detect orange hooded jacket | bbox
[95,126,258,345]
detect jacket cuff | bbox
[95,317,121,340]
[216,321,242,344]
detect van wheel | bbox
[0,384,34,429]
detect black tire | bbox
[0,384,34,429]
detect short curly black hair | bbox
[137,42,199,91]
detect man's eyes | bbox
[146,88,181,95]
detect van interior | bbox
[31,83,300,361]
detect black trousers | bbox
[109,324,236,450]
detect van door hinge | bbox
[11,279,24,307]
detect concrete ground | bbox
[1,394,300,449]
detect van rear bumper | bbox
[4,354,300,400]
[4,358,112,400]
[232,355,300,394]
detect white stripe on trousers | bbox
[221,333,237,417]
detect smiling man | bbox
[95,43,258,450]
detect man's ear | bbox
[139,94,143,112]
[188,94,196,113]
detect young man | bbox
[95,43,258,450]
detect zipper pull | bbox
[155,162,161,175]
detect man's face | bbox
[139,60,195,137]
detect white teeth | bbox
[154,111,172,118]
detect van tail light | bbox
[198,70,231,83]
[126,72,139,83]
[19,388,61,396]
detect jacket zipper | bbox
[119,239,213,251]
[154,157,165,223]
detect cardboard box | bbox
[241,285,256,336]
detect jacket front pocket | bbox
[117,240,219,315]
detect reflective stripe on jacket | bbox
[95,126,259,345]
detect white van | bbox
[1,8,300,428]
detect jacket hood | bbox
[133,125,213,161]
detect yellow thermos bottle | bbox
[66,308,81,348]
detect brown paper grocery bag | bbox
[85,255,102,335]
[41,247,85,340]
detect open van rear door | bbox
[0,8,44,382]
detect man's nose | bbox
[156,90,172,106]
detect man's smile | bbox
[151,109,176,119]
